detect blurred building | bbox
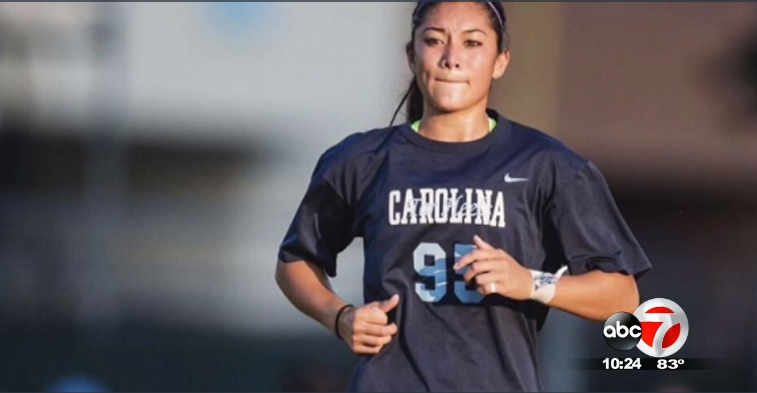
[0,2,756,391]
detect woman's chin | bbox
[428,100,473,114]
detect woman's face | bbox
[409,2,509,115]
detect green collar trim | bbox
[411,117,497,133]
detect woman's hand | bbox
[453,235,533,300]
[337,295,400,354]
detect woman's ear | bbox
[405,41,416,73]
[492,50,510,80]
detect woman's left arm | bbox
[456,235,641,323]
[547,270,639,322]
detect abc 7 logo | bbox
[603,298,689,357]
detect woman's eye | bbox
[424,38,443,46]
[465,40,482,47]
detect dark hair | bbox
[390,2,509,126]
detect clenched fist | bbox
[337,295,400,354]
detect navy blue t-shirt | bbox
[278,109,651,392]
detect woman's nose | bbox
[441,58,461,69]
[441,45,462,70]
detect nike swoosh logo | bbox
[504,173,529,183]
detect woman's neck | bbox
[417,103,491,143]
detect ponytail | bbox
[390,77,423,127]
[405,78,424,124]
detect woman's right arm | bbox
[275,259,400,354]
[275,259,346,335]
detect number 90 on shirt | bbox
[413,242,483,304]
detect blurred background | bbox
[1,2,756,391]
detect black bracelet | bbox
[334,304,354,341]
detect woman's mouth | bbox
[436,79,467,84]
